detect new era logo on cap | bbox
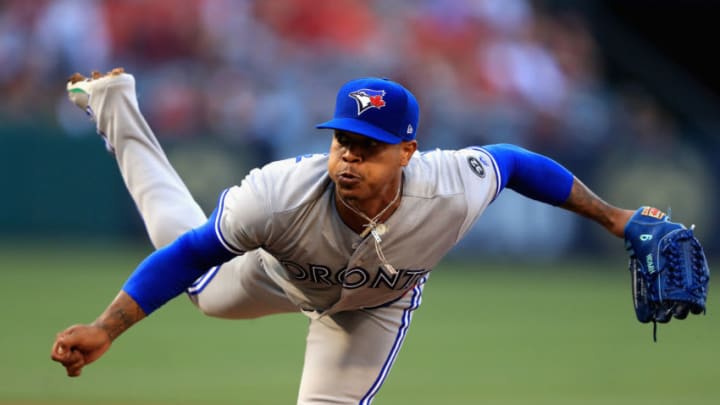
[316,77,419,144]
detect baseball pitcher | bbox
[51,69,709,404]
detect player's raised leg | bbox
[296,278,426,404]
[67,68,206,248]
[67,69,298,320]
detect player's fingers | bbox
[50,340,68,362]
[56,345,83,365]
[66,363,84,377]
[53,334,77,354]
[52,327,85,362]
[64,353,86,377]
[672,302,690,319]
[51,328,77,361]
[55,325,87,346]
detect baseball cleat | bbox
[66,67,128,114]
[66,67,134,153]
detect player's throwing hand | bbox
[51,324,112,377]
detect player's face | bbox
[328,130,416,204]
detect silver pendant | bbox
[371,224,388,244]
[375,223,388,236]
[371,228,383,243]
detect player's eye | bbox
[334,132,381,153]
[335,133,348,146]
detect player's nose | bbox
[341,144,363,162]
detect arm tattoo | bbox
[92,291,147,341]
[561,177,616,231]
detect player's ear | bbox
[399,141,417,166]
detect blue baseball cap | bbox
[316,77,419,144]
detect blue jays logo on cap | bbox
[316,77,420,144]
[349,89,386,115]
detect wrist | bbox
[89,320,117,341]
[92,290,147,342]
[612,209,635,238]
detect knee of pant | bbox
[186,293,224,318]
[147,212,205,249]
[147,222,187,249]
[186,293,264,320]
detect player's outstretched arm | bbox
[482,144,634,237]
[51,291,146,377]
[561,177,634,238]
[51,206,239,377]
[481,144,709,333]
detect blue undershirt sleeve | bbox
[482,143,574,206]
[122,208,238,315]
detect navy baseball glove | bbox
[624,207,710,340]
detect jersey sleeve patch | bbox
[465,146,501,200]
[466,155,486,178]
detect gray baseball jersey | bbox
[216,148,499,316]
[77,71,502,404]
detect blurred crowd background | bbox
[1,0,718,260]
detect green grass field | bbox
[0,242,717,404]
